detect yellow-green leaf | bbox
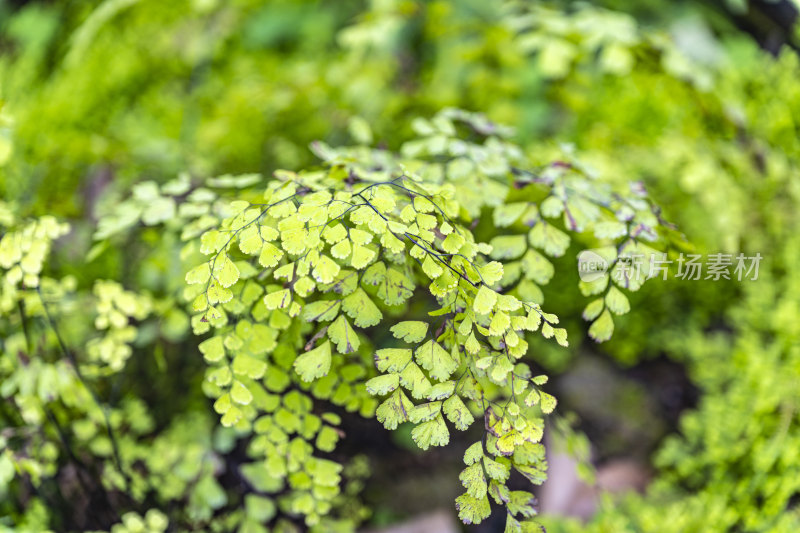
[327,315,360,354]
[231,380,253,405]
[186,263,211,285]
[342,288,382,327]
[474,285,498,315]
[199,336,225,363]
[294,341,332,382]
[390,321,429,343]
[411,413,449,450]
[415,339,458,382]
[588,309,614,342]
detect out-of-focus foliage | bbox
[2,0,800,531]
[0,0,712,213]
[523,5,800,533]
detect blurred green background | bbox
[2,0,800,531]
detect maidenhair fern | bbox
[176,109,673,530]
[0,109,673,532]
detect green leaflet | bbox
[421,254,444,278]
[539,392,557,414]
[594,220,628,239]
[528,222,570,257]
[427,381,456,400]
[411,413,449,450]
[302,300,341,322]
[374,348,412,373]
[350,244,376,270]
[258,242,284,268]
[341,288,382,327]
[474,285,498,315]
[376,390,414,430]
[588,309,615,342]
[507,491,537,518]
[520,249,554,285]
[409,401,442,423]
[455,493,491,525]
[605,285,631,315]
[294,341,332,382]
[540,196,564,219]
[443,395,475,430]
[503,516,544,533]
[490,235,528,260]
[399,362,432,399]
[464,442,483,465]
[231,380,254,405]
[493,203,528,227]
[377,268,415,305]
[214,255,240,288]
[365,374,400,396]
[330,238,351,260]
[415,340,459,382]
[489,310,511,337]
[441,232,465,254]
[390,321,429,343]
[316,425,340,453]
[264,289,291,310]
[478,261,504,285]
[312,254,341,284]
[185,263,211,285]
[582,298,605,321]
[323,223,347,244]
[199,336,225,363]
[362,261,386,285]
[231,355,266,379]
[460,462,487,498]
[327,315,360,354]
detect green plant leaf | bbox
[588,309,614,342]
[374,348,412,373]
[415,340,459,382]
[376,390,414,430]
[456,492,491,525]
[186,263,211,285]
[302,300,340,322]
[605,285,631,315]
[460,462,488,498]
[231,380,254,405]
[215,255,240,288]
[474,285,498,315]
[582,298,604,321]
[342,288,382,327]
[390,321,429,343]
[294,341,332,382]
[399,362,432,399]
[258,242,284,268]
[327,315,360,354]
[199,336,225,363]
[264,289,292,310]
[411,413,449,450]
[529,223,570,257]
[444,395,475,430]
[366,374,400,396]
[428,381,456,400]
[490,235,527,260]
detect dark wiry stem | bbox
[37,287,130,492]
